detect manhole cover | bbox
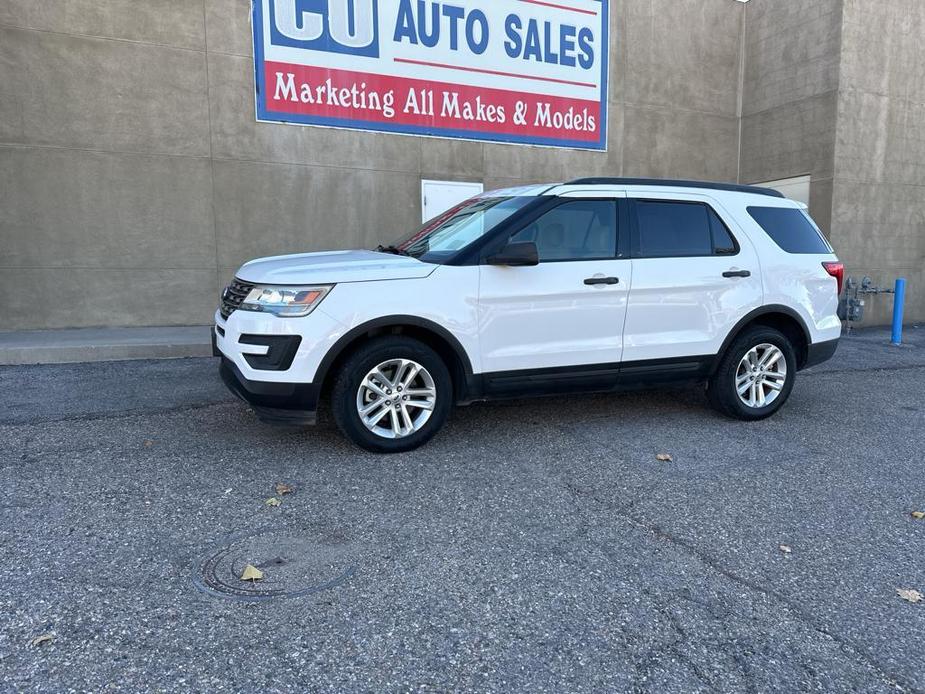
[193,528,358,602]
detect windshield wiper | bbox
[376,244,410,256]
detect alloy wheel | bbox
[356,359,437,439]
[735,343,788,409]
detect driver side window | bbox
[510,200,617,262]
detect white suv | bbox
[215,178,843,453]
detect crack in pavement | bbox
[630,518,913,693]
[552,421,916,692]
[0,400,234,427]
[803,364,925,378]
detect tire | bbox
[331,336,453,453]
[707,326,797,421]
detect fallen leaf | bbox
[143,440,154,448]
[656,453,673,462]
[30,634,54,647]
[240,564,264,582]
[265,497,281,507]
[897,589,923,604]
[912,511,925,520]
[779,545,792,554]
[275,483,294,496]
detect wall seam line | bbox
[736,1,747,183]
[0,143,454,177]
[741,88,841,120]
[0,19,206,54]
[828,0,847,245]
[202,0,223,292]
[621,101,738,119]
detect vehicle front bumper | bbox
[213,307,344,426]
[219,357,320,426]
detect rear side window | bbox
[747,207,832,254]
[633,201,739,258]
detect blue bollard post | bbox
[891,278,906,345]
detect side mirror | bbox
[487,242,539,267]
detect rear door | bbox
[477,196,632,384]
[622,194,764,363]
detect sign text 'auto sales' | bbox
[254,0,609,150]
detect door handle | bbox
[722,270,751,278]
[584,276,620,286]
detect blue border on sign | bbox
[252,0,609,151]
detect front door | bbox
[477,198,632,389]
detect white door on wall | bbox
[421,180,484,223]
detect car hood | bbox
[235,250,437,285]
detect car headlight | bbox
[239,285,333,318]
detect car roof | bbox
[563,177,784,198]
[484,178,787,202]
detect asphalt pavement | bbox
[1,327,924,693]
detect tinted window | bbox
[748,206,831,254]
[709,209,738,255]
[635,201,713,257]
[510,200,617,262]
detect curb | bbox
[0,326,214,366]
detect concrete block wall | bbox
[739,0,924,324]
[3,0,919,329]
[0,0,745,330]
[0,2,217,329]
[830,0,925,324]
[738,0,843,234]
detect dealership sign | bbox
[253,0,609,150]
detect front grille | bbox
[220,279,255,320]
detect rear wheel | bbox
[331,336,452,453]
[708,326,797,420]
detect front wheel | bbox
[331,336,452,453]
[708,326,797,421]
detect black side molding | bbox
[474,356,716,400]
[803,338,839,369]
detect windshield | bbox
[384,196,537,263]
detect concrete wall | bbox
[829,0,925,324]
[1,0,919,330]
[0,0,744,330]
[739,0,925,324]
[738,0,842,235]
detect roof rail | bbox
[565,177,785,199]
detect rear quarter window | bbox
[747,206,832,254]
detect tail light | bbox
[822,261,844,295]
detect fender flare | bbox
[714,304,812,372]
[313,314,475,390]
